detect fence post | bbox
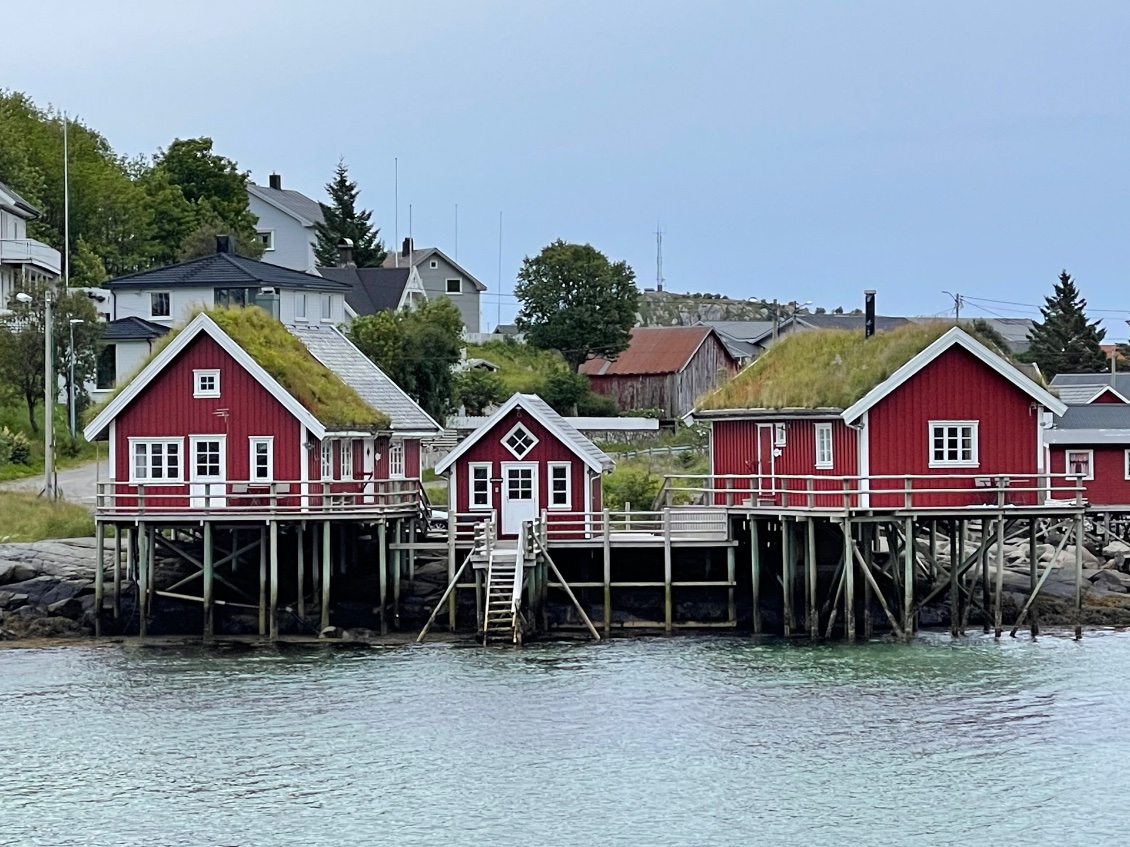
[807,477,814,509]
[903,477,912,510]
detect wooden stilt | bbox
[113,526,121,620]
[956,519,965,634]
[94,522,104,637]
[474,568,484,633]
[320,520,331,633]
[949,520,959,637]
[928,520,937,581]
[269,521,279,641]
[806,518,817,639]
[994,517,1004,638]
[782,520,794,637]
[981,518,991,633]
[203,521,214,639]
[258,525,267,637]
[311,523,321,600]
[392,520,401,630]
[844,518,855,643]
[727,546,737,625]
[903,517,914,639]
[1028,518,1039,637]
[378,520,388,635]
[1074,513,1084,640]
[750,518,762,635]
[862,525,873,639]
[852,544,903,638]
[447,514,457,631]
[296,524,306,621]
[146,524,157,615]
[663,508,673,634]
[602,509,612,636]
[408,519,416,581]
[137,522,148,637]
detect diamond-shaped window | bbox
[503,424,537,459]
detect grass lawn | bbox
[0,492,94,542]
[465,340,569,394]
[0,398,100,481]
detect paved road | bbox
[0,460,106,508]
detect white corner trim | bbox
[841,327,1068,423]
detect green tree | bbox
[455,368,505,415]
[314,160,385,267]
[514,240,639,371]
[349,298,464,420]
[0,280,102,431]
[1021,271,1107,377]
[69,236,108,288]
[541,370,589,415]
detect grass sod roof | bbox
[697,322,1033,412]
[90,307,389,430]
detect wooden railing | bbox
[94,478,428,517]
[652,472,1089,511]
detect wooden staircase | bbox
[482,542,521,643]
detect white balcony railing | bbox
[0,239,62,275]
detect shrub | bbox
[603,465,660,511]
[0,427,30,465]
[575,391,618,417]
[542,371,590,414]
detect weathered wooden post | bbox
[392,519,401,630]
[806,517,817,639]
[378,519,388,635]
[447,513,457,631]
[320,520,331,633]
[727,546,737,625]
[843,518,855,642]
[1028,518,1039,637]
[750,518,762,635]
[113,525,122,620]
[296,524,306,621]
[311,523,321,599]
[602,508,612,635]
[993,516,1004,638]
[269,521,279,642]
[949,520,959,637]
[981,518,991,633]
[258,525,268,637]
[1074,512,1084,641]
[137,521,148,638]
[94,522,104,637]
[203,521,214,639]
[902,517,914,639]
[663,508,673,634]
[862,524,873,639]
[782,519,794,637]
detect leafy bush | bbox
[541,371,590,414]
[603,465,660,511]
[576,391,618,417]
[455,368,505,415]
[0,427,31,465]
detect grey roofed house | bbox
[103,316,170,341]
[1045,402,1130,444]
[288,322,442,435]
[383,241,485,333]
[106,251,347,291]
[907,316,1035,354]
[1049,372,1130,404]
[317,266,427,317]
[246,174,325,273]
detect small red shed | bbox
[434,393,615,536]
[696,324,1068,509]
[1046,405,1130,507]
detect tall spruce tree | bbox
[314,160,385,267]
[1022,270,1107,376]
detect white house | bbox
[0,179,61,305]
[246,174,323,273]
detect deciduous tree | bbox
[514,240,639,372]
[455,368,505,415]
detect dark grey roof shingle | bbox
[317,267,410,315]
[1055,404,1130,429]
[248,184,325,225]
[106,253,348,291]
[103,316,171,341]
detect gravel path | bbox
[0,461,106,508]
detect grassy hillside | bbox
[0,395,99,481]
[465,340,569,394]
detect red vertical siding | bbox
[867,346,1041,507]
[454,408,588,535]
[1049,445,1130,506]
[405,439,421,478]
[1091,388,1125,404]
[113,334,302,510]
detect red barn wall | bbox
[1049,445,1130,506]
[1090,389,1125,404]
[866,346,1041,507]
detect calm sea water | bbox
[1,631,1126,847]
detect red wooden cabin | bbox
[83,312,436,516]
[1046,405,1130,508]
[435,394,614,537]
[698,326,1068,509]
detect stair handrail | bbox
[511,521,528,639]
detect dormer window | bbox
[193,369,220,398]
[503,423,537,459]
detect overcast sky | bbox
[9,1,1130,334]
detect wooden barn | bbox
[694,324,1068,509]
[83,309,440,515]
[580,326,737,419]
[435,393,614,537]
[1046,405,1130,507]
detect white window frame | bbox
[774,422,787,447]
[320,294,333,321]
[430,260,438,269]
[150,291,171,319]
[468,462,492,510]
[502,423,539,459]
[295,292,307,321]
[320,440,333,480]
[340,439,354,480]
[193,369,220,398]
[1125,449,1130,481]
[1066,448,1094,481]
[189,435,226,482]
[446,278,462,294]
[249,436,274,482]
[814,423,833,469]
[257,230,275,251]
[548,462,571,510]
[128,437,183,483]
[388,440,405,479]
[928,420,979,468]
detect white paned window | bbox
[503,423,538,459]
[929,421,978,467]
[295,293,307,320]
[130,439,182,482]
[1125,450,1130,480]
[250,437,273,482]
[549,462,571,509]
[446,278,462,294]
[774,423,787,447]
[321,440,333,480]
[507,466,534,500]
[193,439,223,478]
[469,463,491,509]
[1067,449,1093,480]
[340,439,354,480]
[388,440,404,478]
[193,369,220,398]
[814,423,833,469]
[257,230,275,251]
[150,292,171,318]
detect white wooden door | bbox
[501,463,538,535]
[189,436,227,508]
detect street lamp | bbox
[16,291,54,500]
[69,319,84,440]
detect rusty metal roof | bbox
[580,326,723,376]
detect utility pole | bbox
[943,291,962,323]
[44,290,54,501]
[772,298,779,341]
[655,223,664,292]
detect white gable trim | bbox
[435,394,606,474]
[841,327,1068,424]
[83,313,328,442]
[1086,385,1130,404]
[397,267,429,310]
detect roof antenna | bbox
[455,203,459,262]
[394,157,399,268]
[497,211,503,332]
[655,220,664,293]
